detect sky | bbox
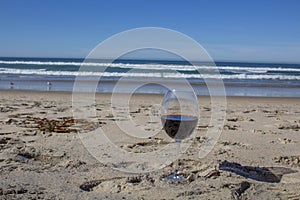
[0,0,300,63]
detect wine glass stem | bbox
[175,140,181,174]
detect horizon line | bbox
[0,56,299,65]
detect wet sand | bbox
[0,90,300,199]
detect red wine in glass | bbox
[161,114,198,140]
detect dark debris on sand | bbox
[7,115,106,133]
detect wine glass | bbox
[161,89,199,181]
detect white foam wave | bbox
[0,60,196,71]
[217,66,300,73]
[1,60,300,72]
[0,67,299,80]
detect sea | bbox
[0,57,300,97]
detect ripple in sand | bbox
[278,124,300,131]
[120,139,169,153]
[0,106,18,113]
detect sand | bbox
[0,90,300,199]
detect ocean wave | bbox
[1,60,300,73]
[0,67,299,80]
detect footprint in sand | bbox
[270,137,296,144]
[223,124,239,130]
[274,156,300,168]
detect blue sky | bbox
[0,0,299,63]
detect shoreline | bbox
[1,89,300,99]
[1,74,300,97]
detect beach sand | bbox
[0,90,300,199]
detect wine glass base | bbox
[165,173,186,182]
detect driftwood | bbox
[219,160,297,183]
